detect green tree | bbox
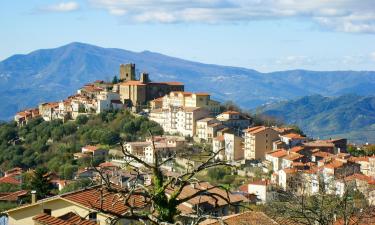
[76,115,89,125]
[29,167,54,199]
[112,75,119,84]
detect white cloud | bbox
[275,56,315,66]
[371,52,375,62]
[43,1,80,12]
[89,0,375,33]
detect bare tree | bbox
[93,132,245,225]
[267,171,374,225]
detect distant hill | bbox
[257,95,375,143]
[1,42,375,120]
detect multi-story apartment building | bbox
[243,126,280,160]
[223,133,244,161]
[216,111,251,131]
[161,91,220,114]
[149,106,210,137]
[196,117,225,142]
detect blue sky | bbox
[1,0,375,72]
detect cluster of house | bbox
[239,138,375,207]
[14,63,184,125]
[2,161,250,225]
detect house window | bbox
[89,212,97,221]
[43,209,52,215]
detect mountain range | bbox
[1,42,375,142]
[257,94,375,143]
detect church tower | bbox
[119,63,136,81]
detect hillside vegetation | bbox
[257,94,375,143]
[0,110,163,178]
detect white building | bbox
[149,106,210,137]
[96,91,124,113]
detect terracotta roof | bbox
[119,81,146,86]
[33,212,98,225]
[282,133,305,139]
[290,146,304,153]
[62,186,146,215]
[283,153,303,161]
[82,145,99,152]
[222,110,240,115]
[195,92,210,96]
[248,180,269,186]
[58,212,98,225]
[200,211,277,225]
[350,156,369,162]
[334,216,375,225]
[0,190,28,201]
[0,176,21,185]
[167,182,247,214]
[267,149,288,158]
[214,135,225,141]
[313,151,333,158]
[245,126,267,134]
[99,162,117,168]
[33,213,71,225]
[345,173,375,184]
[283,168,297,174]
[324,160,344,169]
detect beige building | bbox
[14,108,40,126]
[196,117,225,142]
[265,149,288,172]
[38,102,59,121]
[243,126,280,160]
[117,64,184,110]
[161,91,220,114]
[216,111,251,130]
[6,186,144,225]
[223,133,244,161]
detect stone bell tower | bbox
[119,63,136,81]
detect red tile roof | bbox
[222,110,240,115]
[33,213,71,225]
[324,160,344,169]
[245,126,267,134]
[200,211,277,225]
[62,187,146,215]
[58,212,98,225]
[119,81,146,86]
[0,190,28,201]
[282,133,305,139]
[0,176,21,185]
[167,182,247,214]
[33,212,98,225]
[267,149,288,158]
[290,146,304,153]
[214,135,225,141]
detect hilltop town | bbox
[3,63,375,225]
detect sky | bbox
[1,0,375,72]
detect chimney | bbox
[31,190,37,204]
